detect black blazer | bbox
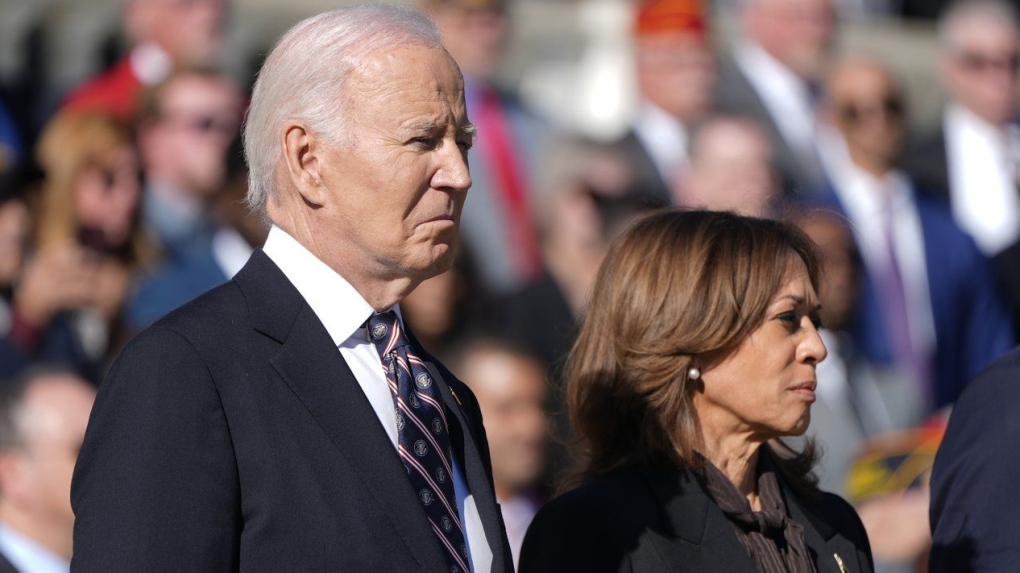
[930,345,1020,572]
[519,465,873,573]
[70,250,513,572]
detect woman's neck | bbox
[698,424,765,510]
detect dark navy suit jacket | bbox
[816,186,1015,410]
[71,250,513,572]
[930,345,1020,572]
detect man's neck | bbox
[0,504,70,561]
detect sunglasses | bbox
[837,96,905,125]
[955,50,1020,74]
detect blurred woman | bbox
[5,112,153,382]
[519,210,873,573]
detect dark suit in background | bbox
[930,346,1020,572]
[519,464,873,573]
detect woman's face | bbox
[694,255,827,441]
[74,146,141,250]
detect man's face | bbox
[132,0,226,65]
[7,376,96,536]
[745,0,835,79]
[636,33,716,123]
[828,63,906,170]
[142,74,242,197]
[312,45,473,283]
[460,349,548,498]
[942,16,1020,125]
[432,3,508,79]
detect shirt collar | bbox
[262,225,400,347]
[0,521,69,573]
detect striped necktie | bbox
[367,311,471,573]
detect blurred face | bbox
[75,146,141,249]
[694,256,827,441]
[311,45,473,282]
[401,267,463,340]
[432,3,508,79]
[0,200,29,287]
[636,33,716,123]
[4,375,96,542]
[143,73,242,197]
[799,214,857,330]
[942,15,1020,125]
[828,62,906,172]
[460,348,547,498]
[130,0,225,65]
[681,120,777,215]
[745,0,835,79]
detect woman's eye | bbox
[777,311,798,324]
[811,316,826,331]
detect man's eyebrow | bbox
[460,123,477,137]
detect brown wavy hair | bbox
[564,209,822,493]
[35,111,155,268]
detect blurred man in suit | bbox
[606,0,715,206]
[715,0,835,193]
[71,7,512,572]
[0,367,95,573]
[901,0,1020,328]
[424,0,553,295]
[817,58,1014,415]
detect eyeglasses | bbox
[954,50,1020,75]
[837,96,905,126]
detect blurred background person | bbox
[520,210,873,573]
[399,245,484,364]
[61,0,228,122]
[816,57,1014,419]
[3,112,152,384]
[423,0,555,295]
[674,114,781,216]
[794,207,934,573]
[451,337,549,569]
[901,0,1020,330]
[486,140,658,488]
[134,66,244,262]
[125,137,265,332]
[0,186,31,375]
[603,0,715,207]
[0,367,96,573]
[715,0,836,194]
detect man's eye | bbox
[412,136,439,149]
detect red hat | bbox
[635,0,706,36]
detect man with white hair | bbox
[70,6,513,572]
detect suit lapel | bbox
[783,485,861,573]
[641,468,759,573]
[235,252,449,573]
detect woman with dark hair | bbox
[519,210,873,573]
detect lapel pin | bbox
[450,388,462,406]
[833,553,848,573]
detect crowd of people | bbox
[0,0,1017,571]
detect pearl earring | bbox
[688,367,701,380]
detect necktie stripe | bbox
[367,311,470,572]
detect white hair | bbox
[937,0,1020,50]
[242,5,444,215]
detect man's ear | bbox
[281,120,328,207]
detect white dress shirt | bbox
[944,104,1020,255]
[734,41,820,166]
[262,225,492,572]
[821,138,937,363]
[0,521,69,573]
[632,100,689,189]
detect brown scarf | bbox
[699,451,818,573]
